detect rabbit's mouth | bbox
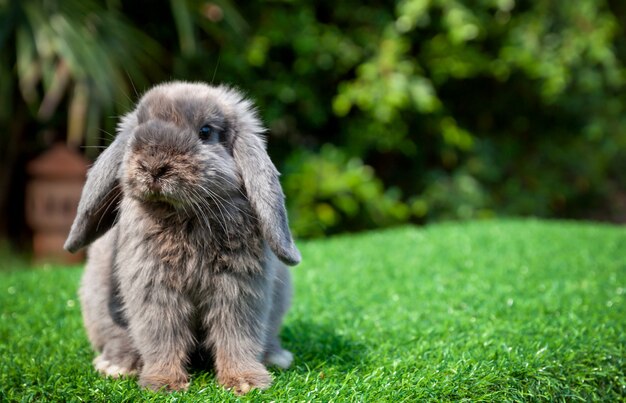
[139,190,184,208]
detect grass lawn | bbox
[1,219,625,401]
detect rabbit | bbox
[64,81,301,394]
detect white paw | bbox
[93,355,137,378]
[265,349,293,369]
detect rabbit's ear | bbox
[233,130,301,266]
[64,113,137,253]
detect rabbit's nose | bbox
[150,164,171,179]
[139,161,171,180]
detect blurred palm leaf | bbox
[0,0,164,152]
[169,0,248,55]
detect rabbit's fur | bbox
[65,82,300,394]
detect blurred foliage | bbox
[0,0,162,149]
[213,0,626,236]
[2,0,626,239]
[0,0,165,241]
[283,145,410,237]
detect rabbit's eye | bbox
[199,124,221,143]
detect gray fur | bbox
[68,82,299,394]
[64,113,137,253]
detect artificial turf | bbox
[1,219,624,401]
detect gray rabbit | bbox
[64,82,301,394]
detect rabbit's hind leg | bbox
[94,331,142,378]
[80,231,141,378]
[263,343,293,369]
[262,263,293,370]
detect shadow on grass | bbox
[281,319,369,372]
[185,319,368,375]
[124,318,369,394]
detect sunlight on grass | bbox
[1,219,625,401]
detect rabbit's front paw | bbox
[139,366,189,392]
[217,365,272,395]
[93,354,138,378]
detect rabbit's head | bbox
[64,82,301,266]
[122,86,242,210]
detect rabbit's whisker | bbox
[188,189,215,237]
[94,185,122,232]
[194,187,231,243]
[97,129,116,140]
[187,198,210,236]
[196,184,239,223]
[197,179,256,221]
[210,171,249,201]
[209,193,233,247]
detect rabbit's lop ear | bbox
[64,113,136,253]
[233,126,301,266]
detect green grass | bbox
[1,219,625,401]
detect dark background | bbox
[2,0,626,248]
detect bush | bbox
[215,0,626,236]
[284,145,409,237]
[3,0,626,239]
